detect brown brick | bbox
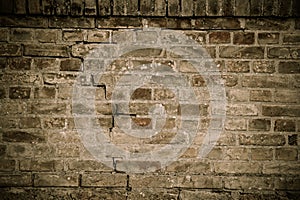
[87,30,110,42]
[226,104,259,116]
[224,147,249,160]
[0,88,6,99]
[275,119,296,132]
[250,90,272,102]
[84,0,97,15]
[24,44,69,57]
[268,47,300,59]
[63,30,85,42]
[0,173,32,187]
[10,29,34,42]
[282,33,300,44]
[35,29,58,43]
[178,175,223,189]
[34,173,78,187]
[249,119,271,131]
[166,160,211,173]
[43,73,77,85]
[275,148,298,161]
[0,16,48,28]
[15,0,27,14]
[214,162,261,174]
[226,89,249,102]
[226,61,250,73]
[288,134,298,146]
[20,117,41,128]
[43,117,66,129]
[82,173,127,187]
[0,44,22,56]
[97,0,111,16]
[207,0,221,16]
[66,159,111,172]
[129,189,178,200]
[9,87,31,99]
[97,17,142,28]
[20,159,58,172]
[258,32,279,44]
[7,58,32,70]
[278,62,300,74]
[181,0,193,16]
[194,0,206,16]
[7,144,34,158]
[153,88,175,100]
[31,103,67,115]
[275,89,299,103]
[263,163,300,175]
[0,28,8,41]
[191,75,206,87]
[3,131,45,143]
[130,174,177,188]
[153,0,166,16]
[60,58,82,71]
[262,106,300,117]
[239,134,286,146]
[131,88,152,100]
[252,61,275,73]
[70,0,84,15]
[245,19,292,30]
[278,0,292,17]
[49,17,95,28]
[209,31,230,44]
[194,18,242,30]
[32,58,59,71]
[275,177,300,190]
[250,0,263,16]
[220,47,264,59]
[225,118,247,131]
[180,190,231,200]
[251,148,273,160]
[233,32,255,44]
[28,0,41,14]
[235,0,250,16]
[224,176,273,190]
[34,87,56,99]
[243,76,290,88]
[0,159,15,171]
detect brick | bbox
[9,87,31,99]
[275,119,296,132]
[263,163,300,175]
[66,159,111,172]
[131,88,152,100]
[288,134,297,146]
[178,175,223,189]
[11,28,34,42]
[31,102,67,115]
[86,30,110,42]
[60,58,82,71]
[251,148,273,160]
[3,131,45,143]
[34,173,78,186]
[243,76,290,88]
[130,174,178,188]
[34,87,56,99]
[207,0,221,16]
[42,0,55,15]
[268,47,300,59]
[63,30,84,42]
[181,0,193,16]
[0,159,15,171]
[49,17,95,28]
[252,61,275,73]
[0,173,32,187]
[0,44,22,56]
[233,32,255,44]
[33,58,59,71]
[84,0,97,15]
[194,0,206,16]
[194,18,242,30]
[275,177,300,190]
[227,104,259,116]
[0,16,48,28]
[168,0,179,16]
[71,44,115,58]
[0,88,6,99]
[224,176,273,190]
[258,32,279,44]
[15,0,27,14]
[225,118,247,131]
[70,0,84,16]
[43,73,77,85]
[180,190,231,200]
[250,90,272,102]
[220,47,264,59]
[55,0,70,15]
[82,173,127,187]
[275,148,298,161]
[28,0,42,14]
[235,0,250,16]
[227,61,250,73]
[278,0,292,17]
[214,162,261,174]
[209,31,230,44]
[226,89,249,102]
[24,44,69,57]
[54,144,80,157]
[153,0,166,16]
[7,144,34,158]
[0,58,6,69]
[263,0,277,16]
[275,89,299,103]
[166,160,211,173]
[246,19,292,30]
[7,58,32,70]
[249,119,271,131]
[98,0,111,16]
[223,0,234,16]
[35,29,58,43]
[43,117,66,129]
[278,62,300,74]
[20,117,41,128]
[262,106,300,117]
[224,147,249,160]
[250,0,262,16]
[0,28,8,41]
[283,33,300,44]
[239,134,286,146]
[129,189,178,200]
[20,159,58,172]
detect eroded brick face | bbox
[0,0,299,199]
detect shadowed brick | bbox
[82,173,127,187]
[0,44,22,56]
[268,47,300,59]
[262,106,300,117]
[258,32,279,44]
[0,174,32,187]
[34,173,79,186]
[3,131,45,143]
[275,119,296,132]
[9,87,31,99]
[249,119,271,131]
[60,58,82,71]
[278,62,300,74]
[233,32,255,44]
[220,47,264,59]
[7,58,32,70]
[209,32,230,44]
[275,148,298,161]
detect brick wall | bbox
[0,0,299,199]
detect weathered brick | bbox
[34,173,79,186]
[181,0,193,16]
[0,159,15,171]
[0,88,6,99]
[275,177,300,190]
[82,173,127,187]
[0,16,48,28]
[33,58,59,71]
[34,87,56,99]
[282,33,300,44]
[15,0,27,14]
[275,89,299,103]
[239,134,286,146]
[223,0,234,16]
[10,28,34,42]
[20,117,41,128]
[194,0,206,16]
[250,148,273,160]
[258,32,280,44]
[28,0,42,14]
[0,58,6,69]
[7,58,32,70]
[168,0,179,16]
[20,159,59,172]
[131,88,152,100]
[178,175,223,189]
[194,18,242,30]
[250,0,263,16]
[24,44,69,57]
[225,118,247,131]
[66,159,111,172]
[43,117,66,129]
[49,17,95,28]
[214,162,261,174]
[62,30,85,42]
[0,173,32,187]
[55,144,80,158]
[249,119,271,131]
[252,61,275,73]
[288,134,298,146]
[60,58,82,71]
[31,102,67,115]
[227,61,250,73]
[226,89,249,102]
[153,0,166,16]
[275,119,296,132]
[224,147,249,160]
[219,47,264,59]
[166,160,211,173]
[3,131,45,143]
[9,87,31,99]
[0,44,22,56]
[180,190,231,200]
[226,104,259,116]
[7,144,34,158]
[250,90,272,102]
[70,0,84,16]
[98,0,111,16]
[262,105,300,117]
[235,0,250,16]
[43,73,77,85]
[86,30,110,42]
[263,163,300,175]
[209,31,230,44]
[263,0,277,16]
[84,0,97,15]
[243,76,290,88]
[130,174,177,188]
[97,17,142,28]
[275,148,298,161]
[0,28,9,42]
[278,62,300,74]
[268,47,300,59]
[129,189,178,200]
[35,29,58,43]
[278,0,292,17]
[245,19,292,30]
[224,176,273,190]
[233,32,255,44]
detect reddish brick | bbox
[209,32,230,44]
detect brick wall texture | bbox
[0,0,300,199]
